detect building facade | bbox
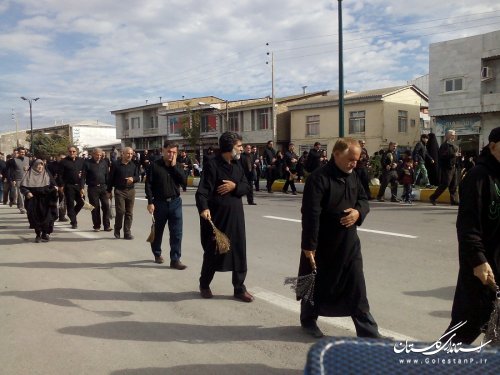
[429,30,500,156]
[289,85,428,156]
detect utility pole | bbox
[20,97,39,155]
[338,0,345,138]
[12,109,20,147]
[266,43,277,144]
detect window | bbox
[398,110,408,133]
[131,117,140,129]
[148,116,158,129]
[168,115,187,135]
[349,111,365,133]
[306,115,320,136]
[444,78,463,92]
[123,118,129,130]
[256,109,269,130]
[201,114,217,133]
[228,112,240,132]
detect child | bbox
[399,157,415,204]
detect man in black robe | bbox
[196,132,253,302]
[442,127,500,344]
[299,138,381,338]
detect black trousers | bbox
[57,189,67,220]
[114,188,135,235]
[88,185,110,230]
[254,168,261,191]
[246,173,255,203]
[282,171,296,193]
[199,255,247,294]
[300,300,381,338]
[64,184,84,225]
[430,167,458,203]
[377,170,398,199]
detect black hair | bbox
[219,132,242,153]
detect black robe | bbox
[426,133,440,186]
[195,155,251,272]
[21,181,58,234]
[449,149,500,333]
[299,160,370,316]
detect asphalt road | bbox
[0,185,467,374]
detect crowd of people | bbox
[1,127,499,344]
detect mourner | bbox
[429,129,459,205]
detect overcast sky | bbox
[1,0,499,133]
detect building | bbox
[288,85,429,155]
[0,130,29,155]
[429,30,500,156]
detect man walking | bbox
[429,129,459,205]
[412,134,434,188]
[10,147,30,213]
[442,127,500,344]
[251,145,261,191]
[177,150,192,192]
[282,143,298,195]
[196,132,253,302]
[57,146,85,228]
[47,153,69,221]
[263,140,277,193]
[83,148,111,232]
[306,142,322,173]
[145,142,187,269]
[298,138,381,338]
[107,147,139,239]
[241,145,256,205]
[376,142,399,202]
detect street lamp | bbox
[338,0,344,137]
[20,96,39,155]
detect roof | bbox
[111,96,225,114]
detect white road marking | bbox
[263,216,418,239]
[54,223,101,239]
[252,286,417,342]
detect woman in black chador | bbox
[20,159,58,242]
[426,132,440,186]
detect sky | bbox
[1,0,500,133]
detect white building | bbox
[429,30,500,156]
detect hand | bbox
[386,165,391,171]
[125,177,134,185]
[80,189,85,197]
[26,192,33,199]
[302,250,317,270]
[473,262,495,285]
[107,192,112,199]
[59,186,64,193]
[147,204,155,214]
[200,209,211,220]
[12,180,16,186]
[340,208,360,228]
[217,180,236,195]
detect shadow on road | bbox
[110,364,302,375]
[58,321,314,344]
[403,285,455,301]
[0,260,159,269]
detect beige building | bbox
[289,85,429,155]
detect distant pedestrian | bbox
[20,159,58,243]
[412,134,434,187]
[442,126,500,344]
[376,142,399,202]
[251,145,261,191]
[426,133,440,186]
[57,146,85,229]
[145,142,187,269]
[354,139,372,199]
[297,151,308,183]
[196,131,253,302]
[47,153,69,221]
[263,140,277,193]
[282,143,298,195]
[398,157,415,204]
[241,144,256,204]
[305,142,322,173]
[107,147,139,240]
[9,147,30,214]
[429,130,459,206]
[83,148,111,232]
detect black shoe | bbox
[292,191,297,195]
[248,202,257,205]
[301,323,324,338]
[124,234,134,240]
[103,227,112,232]
[170,260,187,270]
[71,223,78,229]
[114,230,120,239]
[59,217,69,222]
[35,235,41,243]
[200,287,213,299]
[282,190,289,194]
[93,228,101,232]
[450,201,459,206]
[430,198,436,206]
[41,233,50,242]
[377,197,385,202]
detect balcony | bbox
[144,127,158,135]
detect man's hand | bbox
[26,192,33,199]
[217,180,236,195]
[200,209,211,220]
[302,250,317,270]
[473,262,495,285]
[147,204,155,214]
[12,180,16,186]
[80,189,85,197]
[125,177,134,185]
[59,186,64,193]
[340,208,360,228]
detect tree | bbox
[179,103,202,152]
[29,133,72,159]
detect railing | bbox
[144,128,158,135]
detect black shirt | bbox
[83,159,109,187]
[107,160,139,192]
[145,158,185,204]
[58,156,85,187]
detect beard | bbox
[232,148,241,160]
